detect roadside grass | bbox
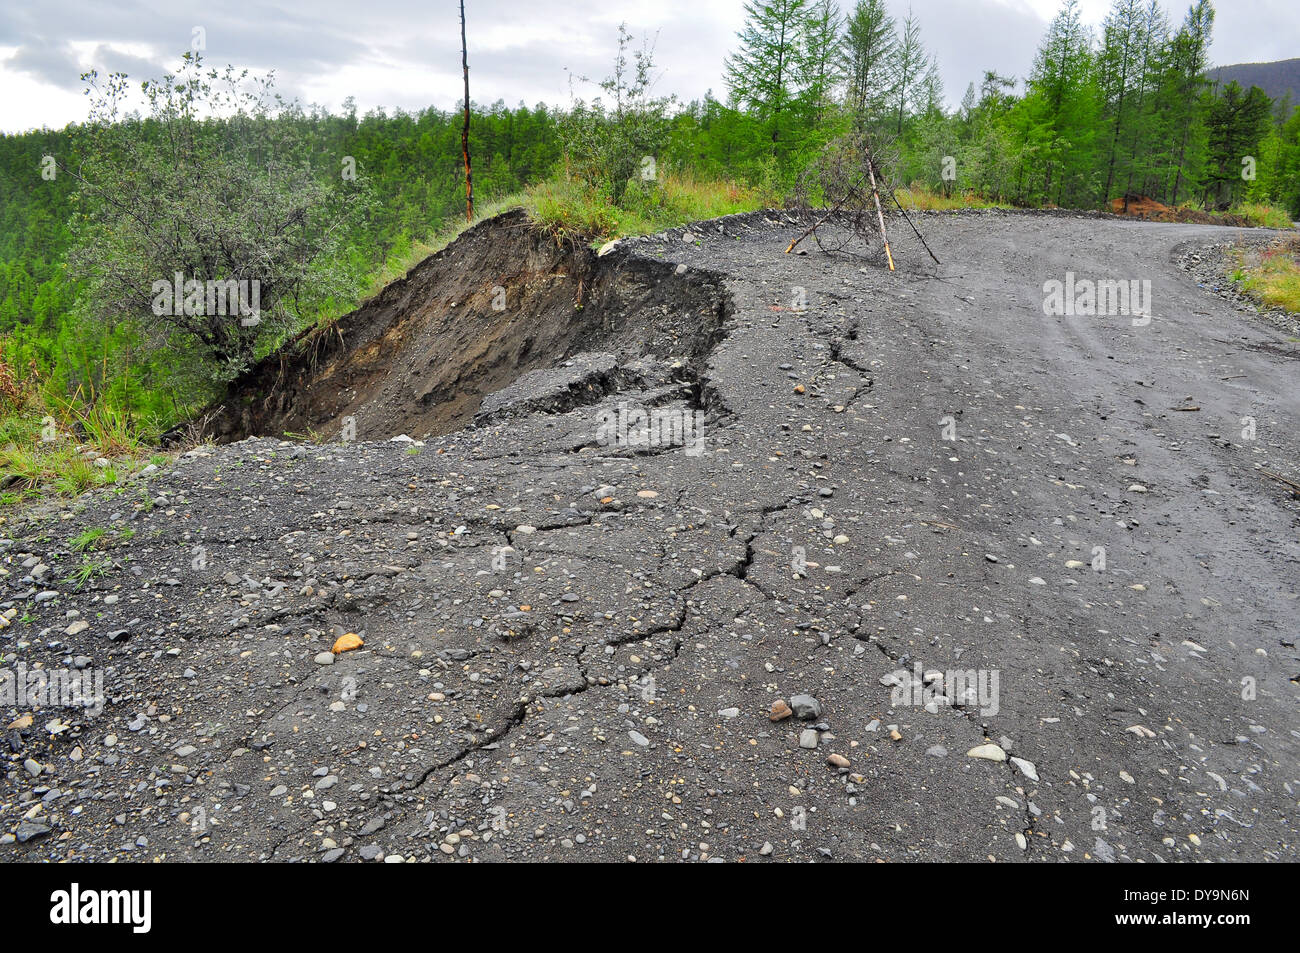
[1231,236,1300,312]
[357,193,529,303]
[1228,202,1295,230]
[69,525,134,550]
[64,554,112,590]
[523,176,1008,243]
[69,526,108,551]
[0,381,166,510]
[524,173,773,243]
[894,186,1013,212]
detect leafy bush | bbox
[557,26,673,207]
[66,55,370,384]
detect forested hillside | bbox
[1209,57,1300,114]
[0,102,562,418]
[2,0,1299,493]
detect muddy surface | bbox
[2,210,1297,863]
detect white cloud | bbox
[0,0,1294,132]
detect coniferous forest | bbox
[1,0,1298,457]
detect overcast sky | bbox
[0,0,1295,133]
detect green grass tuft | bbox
[1234,236,1300,312]
[1229,202,1296,230]
[524,172,772,243]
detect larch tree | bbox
[800,0,843,125]
[1156,0,1214,205]
[725,0,811,158]
[842,0,896,130]
[890,7,929,135]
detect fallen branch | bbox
[1259,468,1300,496]
[785,197,851,255]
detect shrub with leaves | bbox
[65,54,370,383]
[558,26,673,207]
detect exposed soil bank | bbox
[208,209,732,442]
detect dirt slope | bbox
[209,209,731,442]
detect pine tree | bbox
[1156,0,1214,206]
[1116,2,1168,202]
[1098,0,1150,202]
[725,0,812,159]
[1203,80,1273,208]
[890,7,929,135]
[841,0,896,130]
[800,0,843,125]
[1020,0,1100,205]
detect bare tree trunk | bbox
[864,144,894,271]
[460,0,473,223]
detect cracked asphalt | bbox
[2,210,1297,862]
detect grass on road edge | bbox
[1232,235,1300,313]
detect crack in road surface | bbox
[2,209,1296,863]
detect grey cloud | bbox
[4,34,86,90]
[1,0,1298,131]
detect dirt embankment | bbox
[208,209,732,442]
[1109,193,1257,226]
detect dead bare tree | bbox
[787,131,938,269]
[460,0,473,223]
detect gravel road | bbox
[3,210,1296,863]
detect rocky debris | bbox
[476,352,619,420]
[788,694,822,720]
[1176,238,1300,338]
[13,821,51,843]
[1010,757,1039,782]
[967,743,1008,762]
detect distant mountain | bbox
[1207,58,1300,111]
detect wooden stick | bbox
[865,150,894,271]
[885,176,941,266]
[460,0,474,223]
[785,198,849,254]
[1259,468,1300,493]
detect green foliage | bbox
[557,25,673,207]
[842,0,897,129]
[1234,237,1300,311]
[1203,80,1274,208]
[525,172,768,242]
[69,527,108,552]
[64,554,112,590]
[1230,201,1295,229]
[67,56,369,383]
